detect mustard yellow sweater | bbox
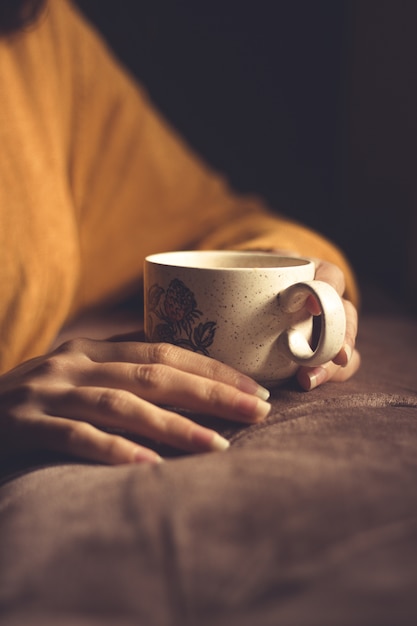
[0,0,357,374]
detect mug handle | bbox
[277,280,346,367]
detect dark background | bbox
[75,0,417,311]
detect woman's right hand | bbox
[0,338,271,465]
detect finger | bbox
[297,348,361,391]
[59,339,270,400]
[81,362,271,424]
[314,261,346,296]
[332,299,358,366]
[24,414,163,466]
[330,349,361,382]
[46,386,232,454]
[306,295,321,316]
[306,261,346,316]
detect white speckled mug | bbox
[144,251,346,386]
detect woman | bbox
[0,0,359,466]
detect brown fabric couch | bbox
[0,289,416,626]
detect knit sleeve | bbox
[63,1,359,310]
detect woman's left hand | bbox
[296,259,360,390]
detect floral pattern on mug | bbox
[147,279,217,356]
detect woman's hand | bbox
[0,339,271,465]
[296,259,360,390]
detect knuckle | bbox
[30,355,64,379]
[98,434,125,462]
[62,421,98,455]
[95,388,131,415]
[200,357,223,380]
[57,337,91,356]
[204,381,224,408]
[148,342,177,364]
[66,420,94,446]
[134,363,168,389]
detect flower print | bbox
[164,279,200,324]
[193,321,217,351]
[147,279,217,355]
[148,284,164,312]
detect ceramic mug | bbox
[144,251,346,386]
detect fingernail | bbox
[237,376,271,401]
[254,385,271,401]
[133,448,164,464]
[306,366,328,391]
[191,427,230,452]
[235,393,272,421]
[210,433,231,452]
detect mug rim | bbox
[145,250,312,270]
